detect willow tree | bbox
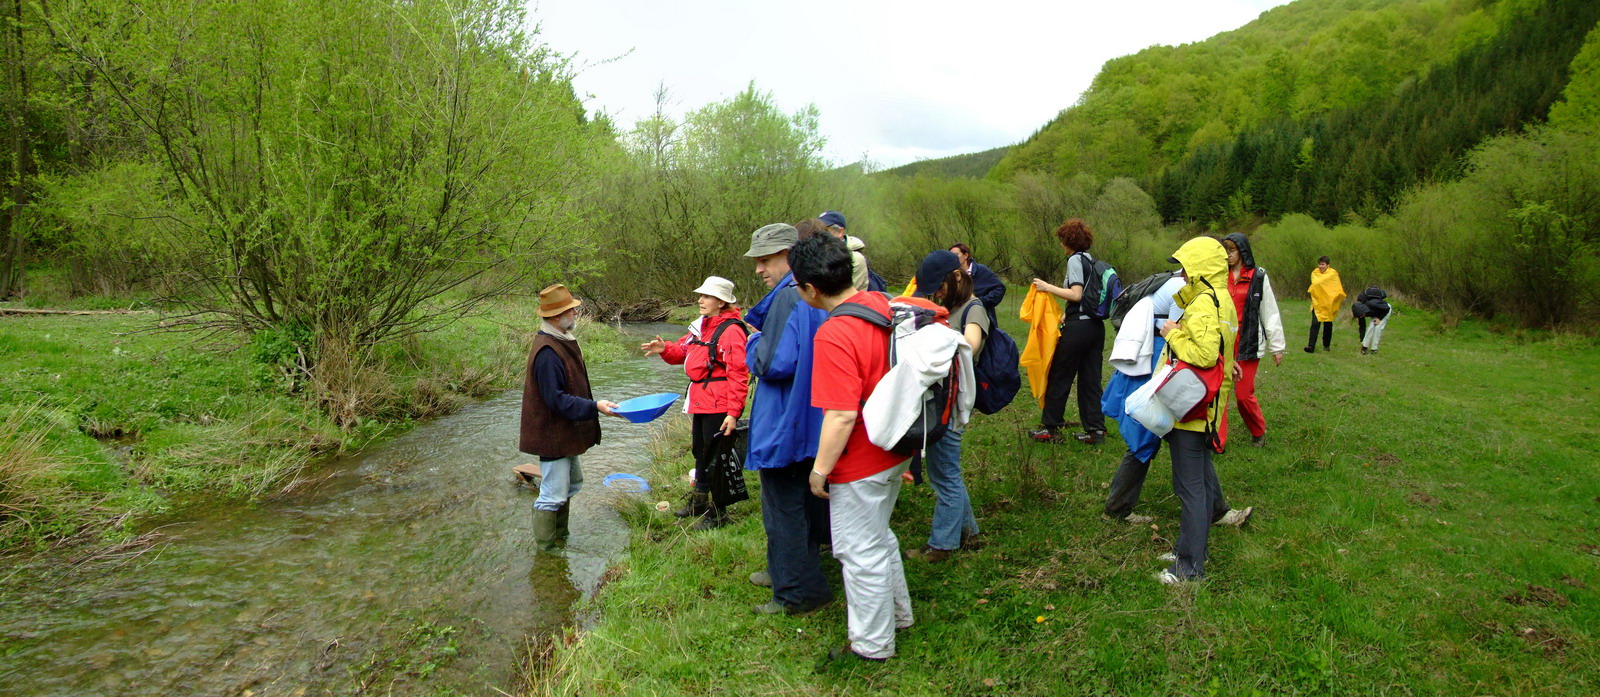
[53,0,602,354]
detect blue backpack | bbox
[959,303,1021,414]
[866,267,888,293]
[1073,252,1121,321]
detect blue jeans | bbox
[759,460,833,608]
[924,429,977,551]
[534,455,584,512]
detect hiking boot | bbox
[674,491,710,518]
[1251,435,1265,448]
[959,529,986,550]
[1214,507,1254,527]
[752,598,829,616]
[749,570,772,587]
[1155,569,1187,585]
[1303,346,1314,354]
[905,545,952,562]
[825,644,887,663]
[690,508,729,531]
[1073,431,1106,445]
[1361,347,1369,355]
[1027,427,1061,443]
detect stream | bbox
[0,323,688,696]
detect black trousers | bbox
[1041,318,1106,432]
[1306,314,1333,350]
[690,413,728,494]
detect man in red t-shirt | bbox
[789,233,913,663]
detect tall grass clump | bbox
[0,403,95,549]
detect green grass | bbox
[529,293,1599,696]
[0,284,629,554]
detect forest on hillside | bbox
[2,0,1596,417]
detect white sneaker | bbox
[1214,507,1254,527]
[1124,513,1155,525]
[1157,552,1176,562]
[1155,570,1183,585]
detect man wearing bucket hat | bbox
[520,283,622,554]
[742,223,835,616]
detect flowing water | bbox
[0,323,689,696]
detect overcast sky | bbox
[529,0,1289,168]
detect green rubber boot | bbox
[554,502,572,543]
[532,508,564,555]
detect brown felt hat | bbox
[537,283,583,318]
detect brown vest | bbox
[520,333,602,458]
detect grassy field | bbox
[527,293,1599,696]
[0,271,630,554]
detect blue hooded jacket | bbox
[743,272,828,470]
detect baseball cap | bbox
[818,211,846,229]
[912,250,962,298]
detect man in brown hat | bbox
[520,283,621,554]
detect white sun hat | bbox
[692,276,737,305]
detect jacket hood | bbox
[846,234,866,252]
[1222,232,1256,269]
[1169,237,1228,308]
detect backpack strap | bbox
[827,293,893,327]
[689,318,748,385]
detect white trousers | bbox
[829,462,913,659]
[1362,317,1388,352]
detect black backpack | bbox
[958,303,1020,414]
[687,318,748,385]
[1073,252,1121,321]
[828,294,956,457]
[1109,271,1179,330]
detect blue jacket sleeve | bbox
[973,263,1007,310]
[534,347,599,421]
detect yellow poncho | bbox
[1308,268,1346,321]
[1019,287,1062,409]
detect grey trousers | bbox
[1104,448,1229,523]
[1163,429,1227,579]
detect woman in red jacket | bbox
[640,276,750,529]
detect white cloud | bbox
[530,0,1288,168]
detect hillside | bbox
[1154,0,1600,223]
[989,0,1548,186]
[878,146,1011,179]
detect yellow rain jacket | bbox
[1308,267,1345,321]
[1019,286,1062,409]
[1162,237,1238,434]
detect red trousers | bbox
[1221,358,1266,444]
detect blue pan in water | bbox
[612,392,679,423]
[602,473,651,492]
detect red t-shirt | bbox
[812,291,904,483]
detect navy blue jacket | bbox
[971,262,1007,312]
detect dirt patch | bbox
[1518,626,1570,656]
[1405,491,1439,507]
[1502,584,1570,608]
[1579,544,1600,557]
[1560,576,1587,589]
[1373,452,1403,467]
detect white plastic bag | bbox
[1124,364,1175,436]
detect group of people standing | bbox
[515,210,1393,661]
